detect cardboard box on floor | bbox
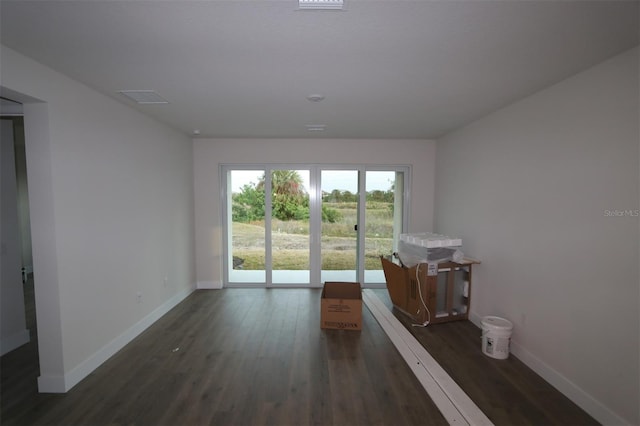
[381,257,478,325]
[381,257,431,324]
[321,282,362,330]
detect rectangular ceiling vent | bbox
[118,90,169,104]
[299,0,343,10]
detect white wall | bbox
[0,45,196,392]
[193,138,436,287]
[435,47,639,425]
[0,118,30,355]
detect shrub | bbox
[322,205,342,223]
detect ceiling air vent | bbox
[117,90,169,104]
[299,0,343,10]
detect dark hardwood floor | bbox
[1,285,599,426]
[371,289,599,426]
[2,288,447,426]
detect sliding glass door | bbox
[364,170,405,283]
[227,169,267,284]
[226,167,312,286]
[271,169,311,284]
[223,165,408,287]
[320,169,359,283]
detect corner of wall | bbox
[197,281,223,289]
[40,286,195,393]
[0,329,30,356]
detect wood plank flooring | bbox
[372,289,599,426]
[2,285,600,426]
[2,288,448,426]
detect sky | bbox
[230,170,395,193]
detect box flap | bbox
[322,282,362,300]
[381,258,409,307]
[381,258,406,285]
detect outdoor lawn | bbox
[232,202,393,270]
[231,170,397,271]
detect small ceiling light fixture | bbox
[192,129,201,135]
[298,0,343,10]
[117,90,169,104]
[306,124,327,132]
[306,94,325,102]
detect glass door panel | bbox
[228,169,266,284]
[271,169,311,284]
[321,170,358,282]
[225,166,408,287]
[364,170,405,283]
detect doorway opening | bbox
[1,100,40,412]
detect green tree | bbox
[259,170,306,196]
[323,189,358,203]
[234,170,341,223]
[232,183,265,222]
[258,171,309,221]
[322,205,341,223]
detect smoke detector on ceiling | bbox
[298,0,343,10]
[306,94,325,102]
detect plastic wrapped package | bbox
[398,233,464,267]
[400,232,462,248]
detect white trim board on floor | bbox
[362,289,493,426]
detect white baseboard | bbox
[509,339,628,426]
[0,328,30,356]
[37,374,67,393]
[468,312,628,426]
[468,311,482,328]
[197,280,223,289]
[37,286,194,393]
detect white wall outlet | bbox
[163,276,168,287]
[136,291,142,304]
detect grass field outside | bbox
[232,202,393,270]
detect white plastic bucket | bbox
[481,316,513,359]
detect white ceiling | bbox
[1,0,638,139]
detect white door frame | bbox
[221,164,410,288]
